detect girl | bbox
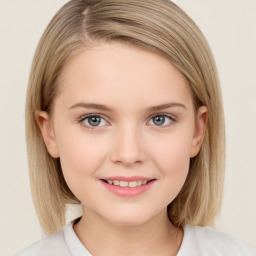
[16,0,256,255]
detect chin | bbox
[102,208,162,227]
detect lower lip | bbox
[101,180,155,197]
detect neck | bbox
[74,208,183,256]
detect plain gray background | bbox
[0,1,255,255]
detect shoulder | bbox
[15,230,71,256]
[178,225,256,256]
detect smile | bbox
[104,180,149,187]
[101,177,156,197]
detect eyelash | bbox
[77,113,176,129]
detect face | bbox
[37,43,207,226]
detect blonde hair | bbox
[26,0,225,234]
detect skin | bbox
[36,42,207,256]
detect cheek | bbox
[56,131,108,192]
[160,138,191,169]
[149,129,193,188]
[152,140,191,205]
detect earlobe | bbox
[190,106,208,158]
[34,110,60,158]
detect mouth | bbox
[100,177,156,197]
[101,179,153,187]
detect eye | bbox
[80,115,107,127]
[148,115,174,127]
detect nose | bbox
[110,125,146,167]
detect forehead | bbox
[56,42,193,111]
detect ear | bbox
[190,106,208,158]
[34,110,60,158]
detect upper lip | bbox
[101,176,154,182]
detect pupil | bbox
[153,116,165,126]
[88,116,101,126]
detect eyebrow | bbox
[147,103,187,111]
[69,102,187,112]
[69,103,113,111]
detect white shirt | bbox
[16,220,256,256]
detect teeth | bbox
[119,181,129,187]
[129,181,137,188]
[106,180,149,187]
[113,180,120,185]
[137,180,143,186]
